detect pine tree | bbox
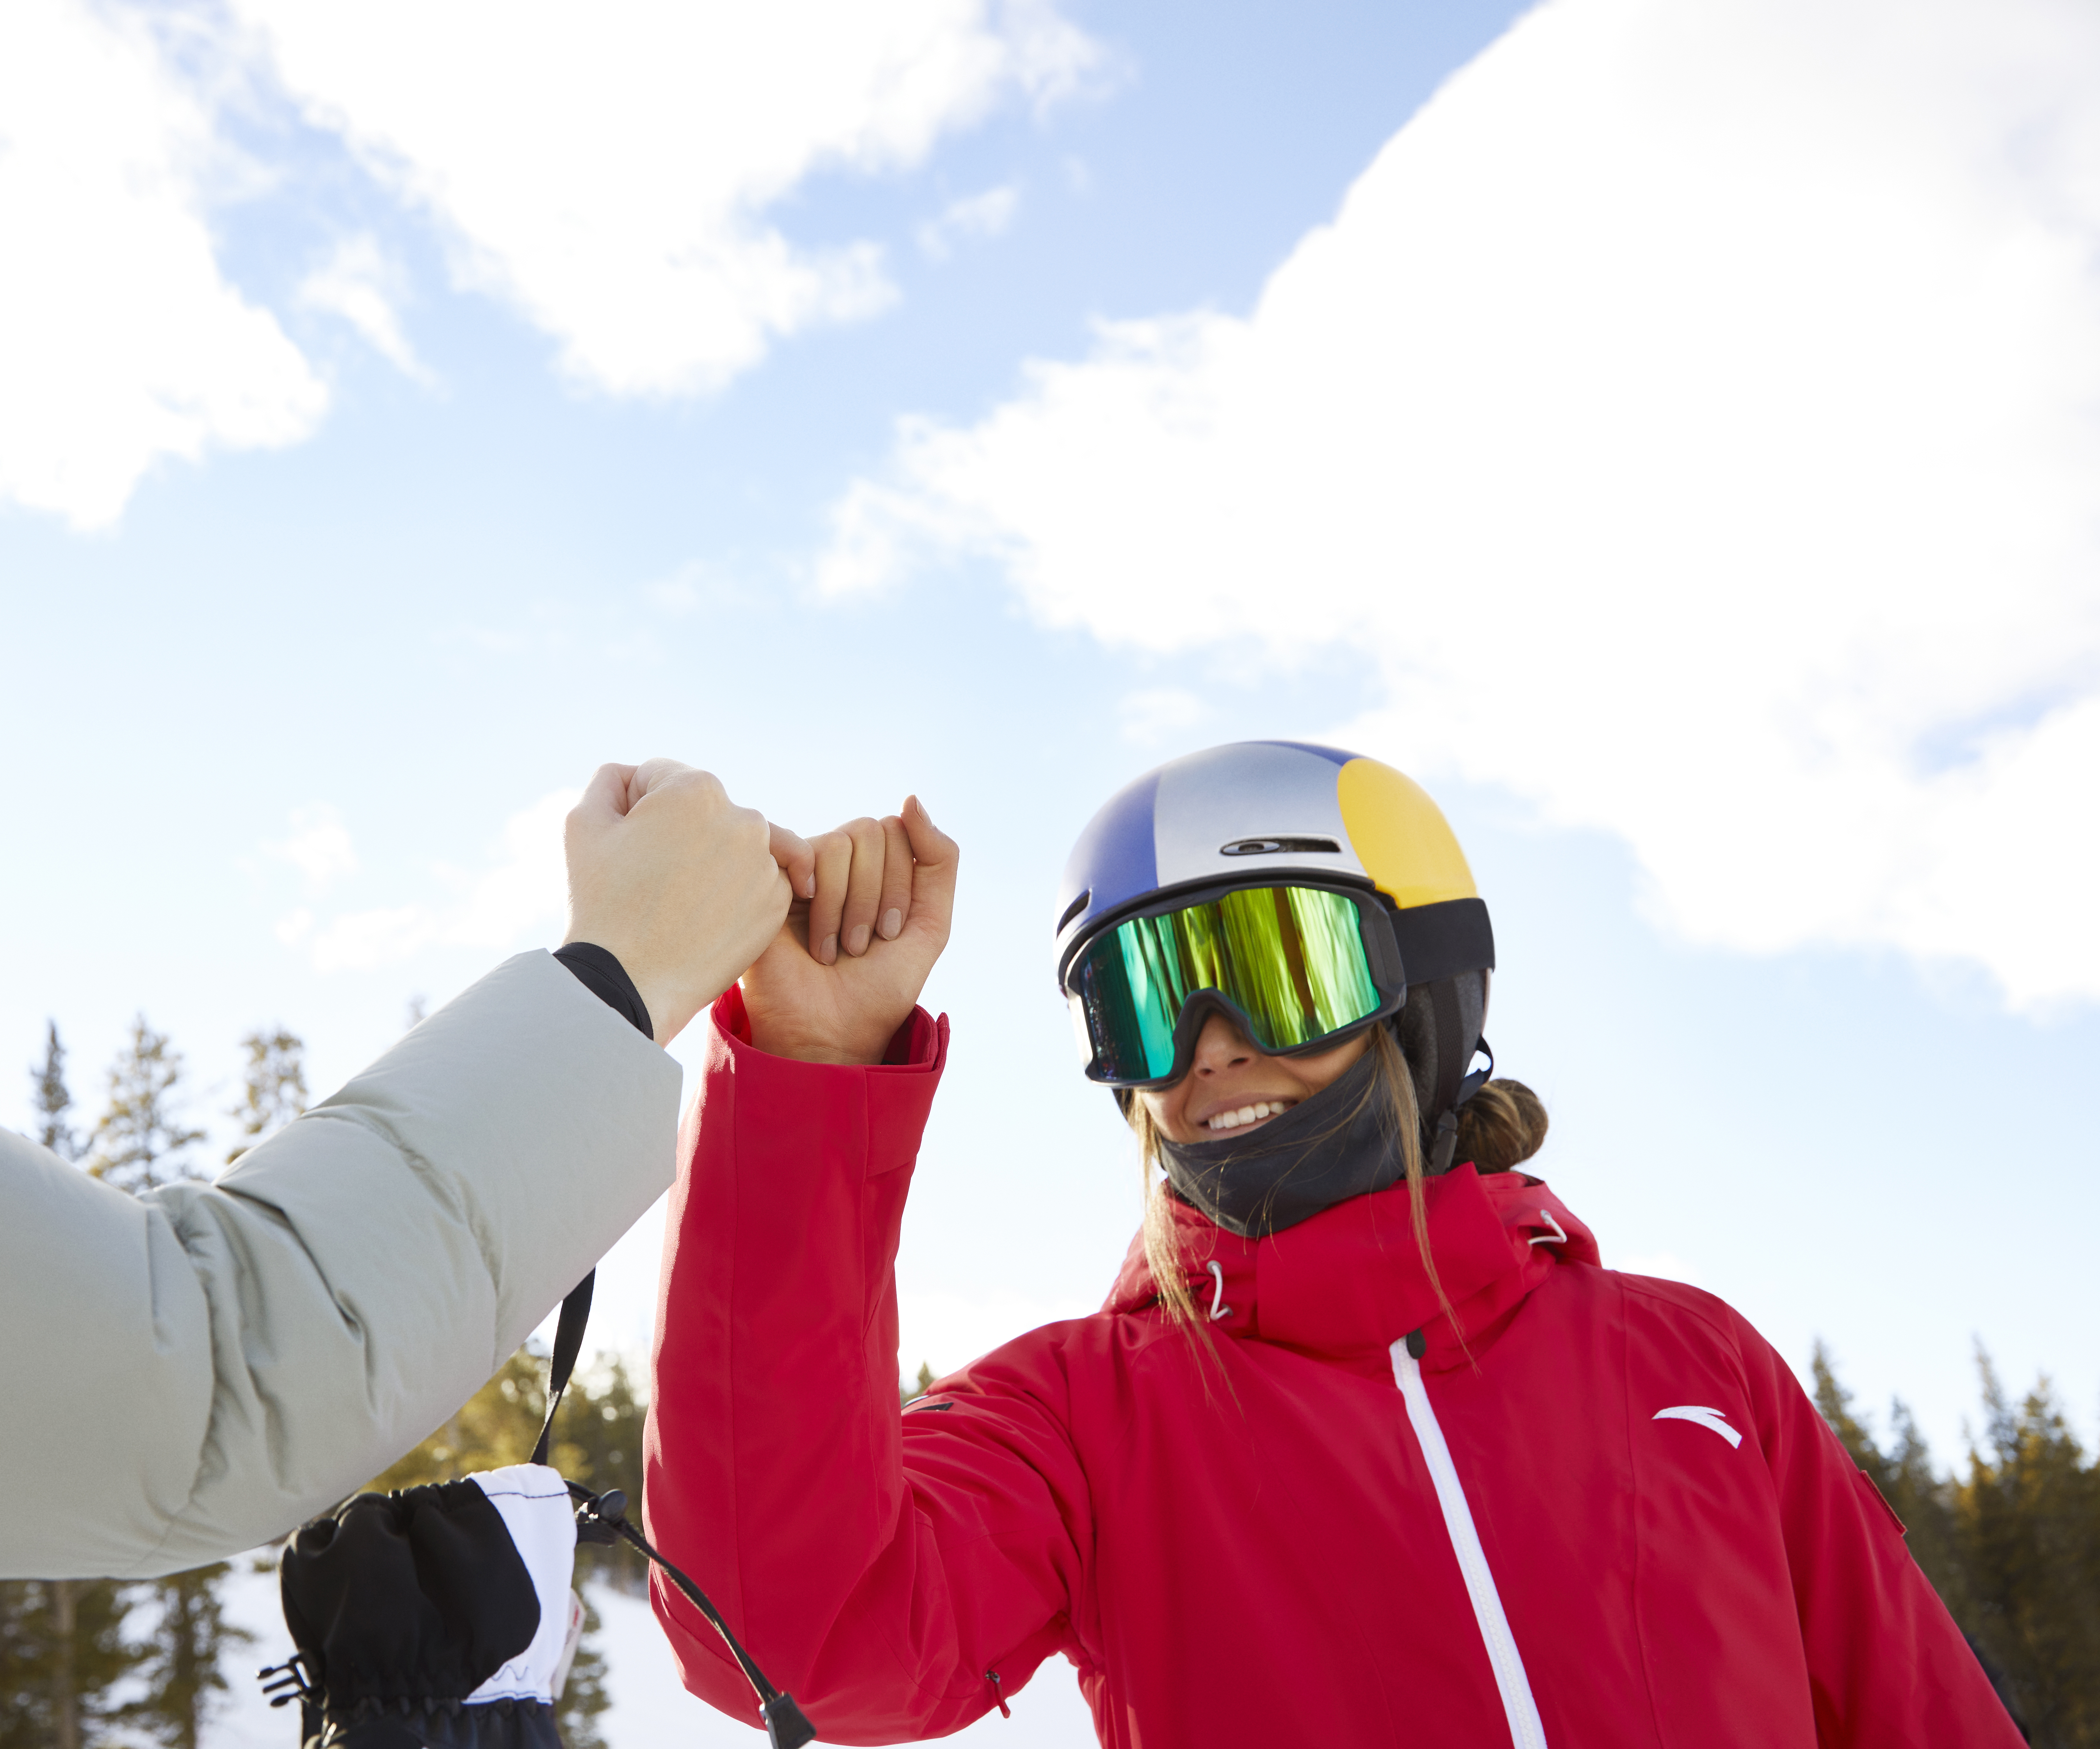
[1815,1341,2100,1744]
[1959,1349,2100,1746]
[121,1566,252,1749]
[369,1348,560,1491]
[48,1580,82,1749]
[545,1358,642,1740]
[30,1021,82,1162]
[556,1354,651,1596]
[555,1592,612,1749]
[1879,1396,1968,1626]
[225,1026,308,1164]
[1810,1343,1968,1615]
[87,1017,206,1193]
[0,1575,139,1749]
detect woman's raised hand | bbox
[739,796,959,1065]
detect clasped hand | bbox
[742,795,959,1065]
[562,758,956,1062]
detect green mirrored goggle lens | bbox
[1069,886,1386,1084]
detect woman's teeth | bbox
[1206,1101,1288,1132]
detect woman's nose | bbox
[1191,1013,1254,1074]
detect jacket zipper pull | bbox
[1406,1327,1427,1360]
[985,1670,1012,1719]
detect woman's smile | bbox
[1195,1097,1295,1134]
[1140,1012,1371,1145]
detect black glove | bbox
[273,1466,581,1749]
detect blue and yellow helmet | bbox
[1054,741,1493,1088]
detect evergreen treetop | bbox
[1816,1339,2100,1744]
[226,1026,308,1164]
[87,1017,205,1194]
[30,1021,80,1163]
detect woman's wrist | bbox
[745,1030,884,1066]
[743,1008,904,1066]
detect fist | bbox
[562,759,810,1045]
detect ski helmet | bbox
[1054,741,1493,1098]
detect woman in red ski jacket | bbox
[644,744,2019,1748]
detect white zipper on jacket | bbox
[1389,1338,1548,1749]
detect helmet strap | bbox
[1422,978,1494,1177]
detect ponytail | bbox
[1453,1076,1549,1174]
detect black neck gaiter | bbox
[1157,1049,1403,1238]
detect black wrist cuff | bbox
[554,943,653,1041]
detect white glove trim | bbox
[465,1464,578,1705]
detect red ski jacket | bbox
[645,993,2017,1747]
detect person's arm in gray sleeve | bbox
[1,952,670,1578]
[0,759,817,1581]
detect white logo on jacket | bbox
[1653,1405,1742,1448]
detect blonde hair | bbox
[1125,1026,1549,1346]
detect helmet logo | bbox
[1220,836,1340,857]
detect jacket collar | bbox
[1101,1167,1599,1372]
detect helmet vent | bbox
[1057,889,1092,933]
[1220,836,1341,857]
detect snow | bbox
[207,1557,300,1749]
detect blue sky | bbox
[4,0,2096,1485]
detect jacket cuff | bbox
[709,986,947,1170]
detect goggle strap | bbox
[1427,976,1469,1126]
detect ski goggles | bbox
[1062,882,1405,1089]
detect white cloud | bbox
[264,803,359,892]
[439,789,578,948]
[0,1,1094,527]
[304,789,577,972]
[824,0,2100,1013]
[918,183,1021,260]
[297,233,430,381]
[231,0,1099,397]
[0,0,327,529]
[308,903,437,973]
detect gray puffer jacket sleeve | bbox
[0,949,681,1580]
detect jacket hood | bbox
[1103,1165,1598,1370]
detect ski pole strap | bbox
[568,1481,816,1749]
[532,941,646,1466]
[529,1269,595,1468]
